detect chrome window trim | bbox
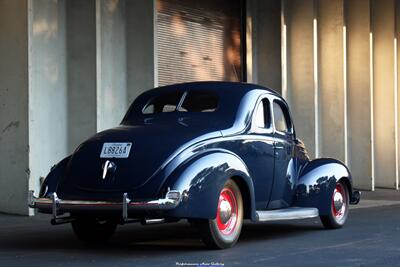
[250,94,274,135]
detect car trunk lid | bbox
[60,122,221,196]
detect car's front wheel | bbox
[71,218,117,244]
[320,180,349,229]
[193,179,243,249]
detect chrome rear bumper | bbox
[28,190,181,220]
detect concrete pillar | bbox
[396,0,400,190]
[28,0,68,208]
[0,0,29,214]
[96,0,127,131]
[346,0,373,190]
[317,0,346,162]
[372,0,397,189]
[66,0,97,152]
[126,0,156,105]
[247,0,281,93]
[285,0,316,158]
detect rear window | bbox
[179,92,218,112]
[142,91,182,114]
[142,91,218,114]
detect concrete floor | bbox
[0,190,399,267]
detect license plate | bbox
[100,143,132,158]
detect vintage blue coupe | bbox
[29,82,360,249]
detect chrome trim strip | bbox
[256,207,319,222]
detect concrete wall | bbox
[0,0,29,214]
[96,0,127,131]
[285,0,316,158]
[28,0,68,208]
[396,0,400,191]
[66,0,97,152]
[126,0,156,105]
[372,0,397,189]
[278,0,400,189]
[317,0,346,162]
[0,0,158,215]
[247,0,282,93]
[247,0,378,190]
[346,0,373,190]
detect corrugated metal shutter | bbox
[156,0,242,86]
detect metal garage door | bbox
[156,0,242,86]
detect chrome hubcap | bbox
[333,190,344,212]
[219,199,232,224]
[332,183,347,221]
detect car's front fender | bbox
[163,150,257,220]
[293,158,354,216]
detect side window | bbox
[273,101,291,133]
[255,99,271,129]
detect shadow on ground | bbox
[0,218,323,254]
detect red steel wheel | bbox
[192,179,243,249]
[216,187,239,235]
[320,180,350,229]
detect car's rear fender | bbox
[293,158,354,216]
[39,156,71,198]
[163,149,257,221]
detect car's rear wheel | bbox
[71,218,117,244]
[320,180,349,229]
[193,179,243,249]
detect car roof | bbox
[122,81,283,130]
[146,81,280,97]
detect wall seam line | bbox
[394,1,399,190]
[313,0,319,158]
[343,1,349,166]
[370,0,375,191]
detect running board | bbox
[256,207,319,222]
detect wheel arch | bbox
[294,158,354,216]
[164,149,257,220]
[338,176,352,198]
[231,175,253,220]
